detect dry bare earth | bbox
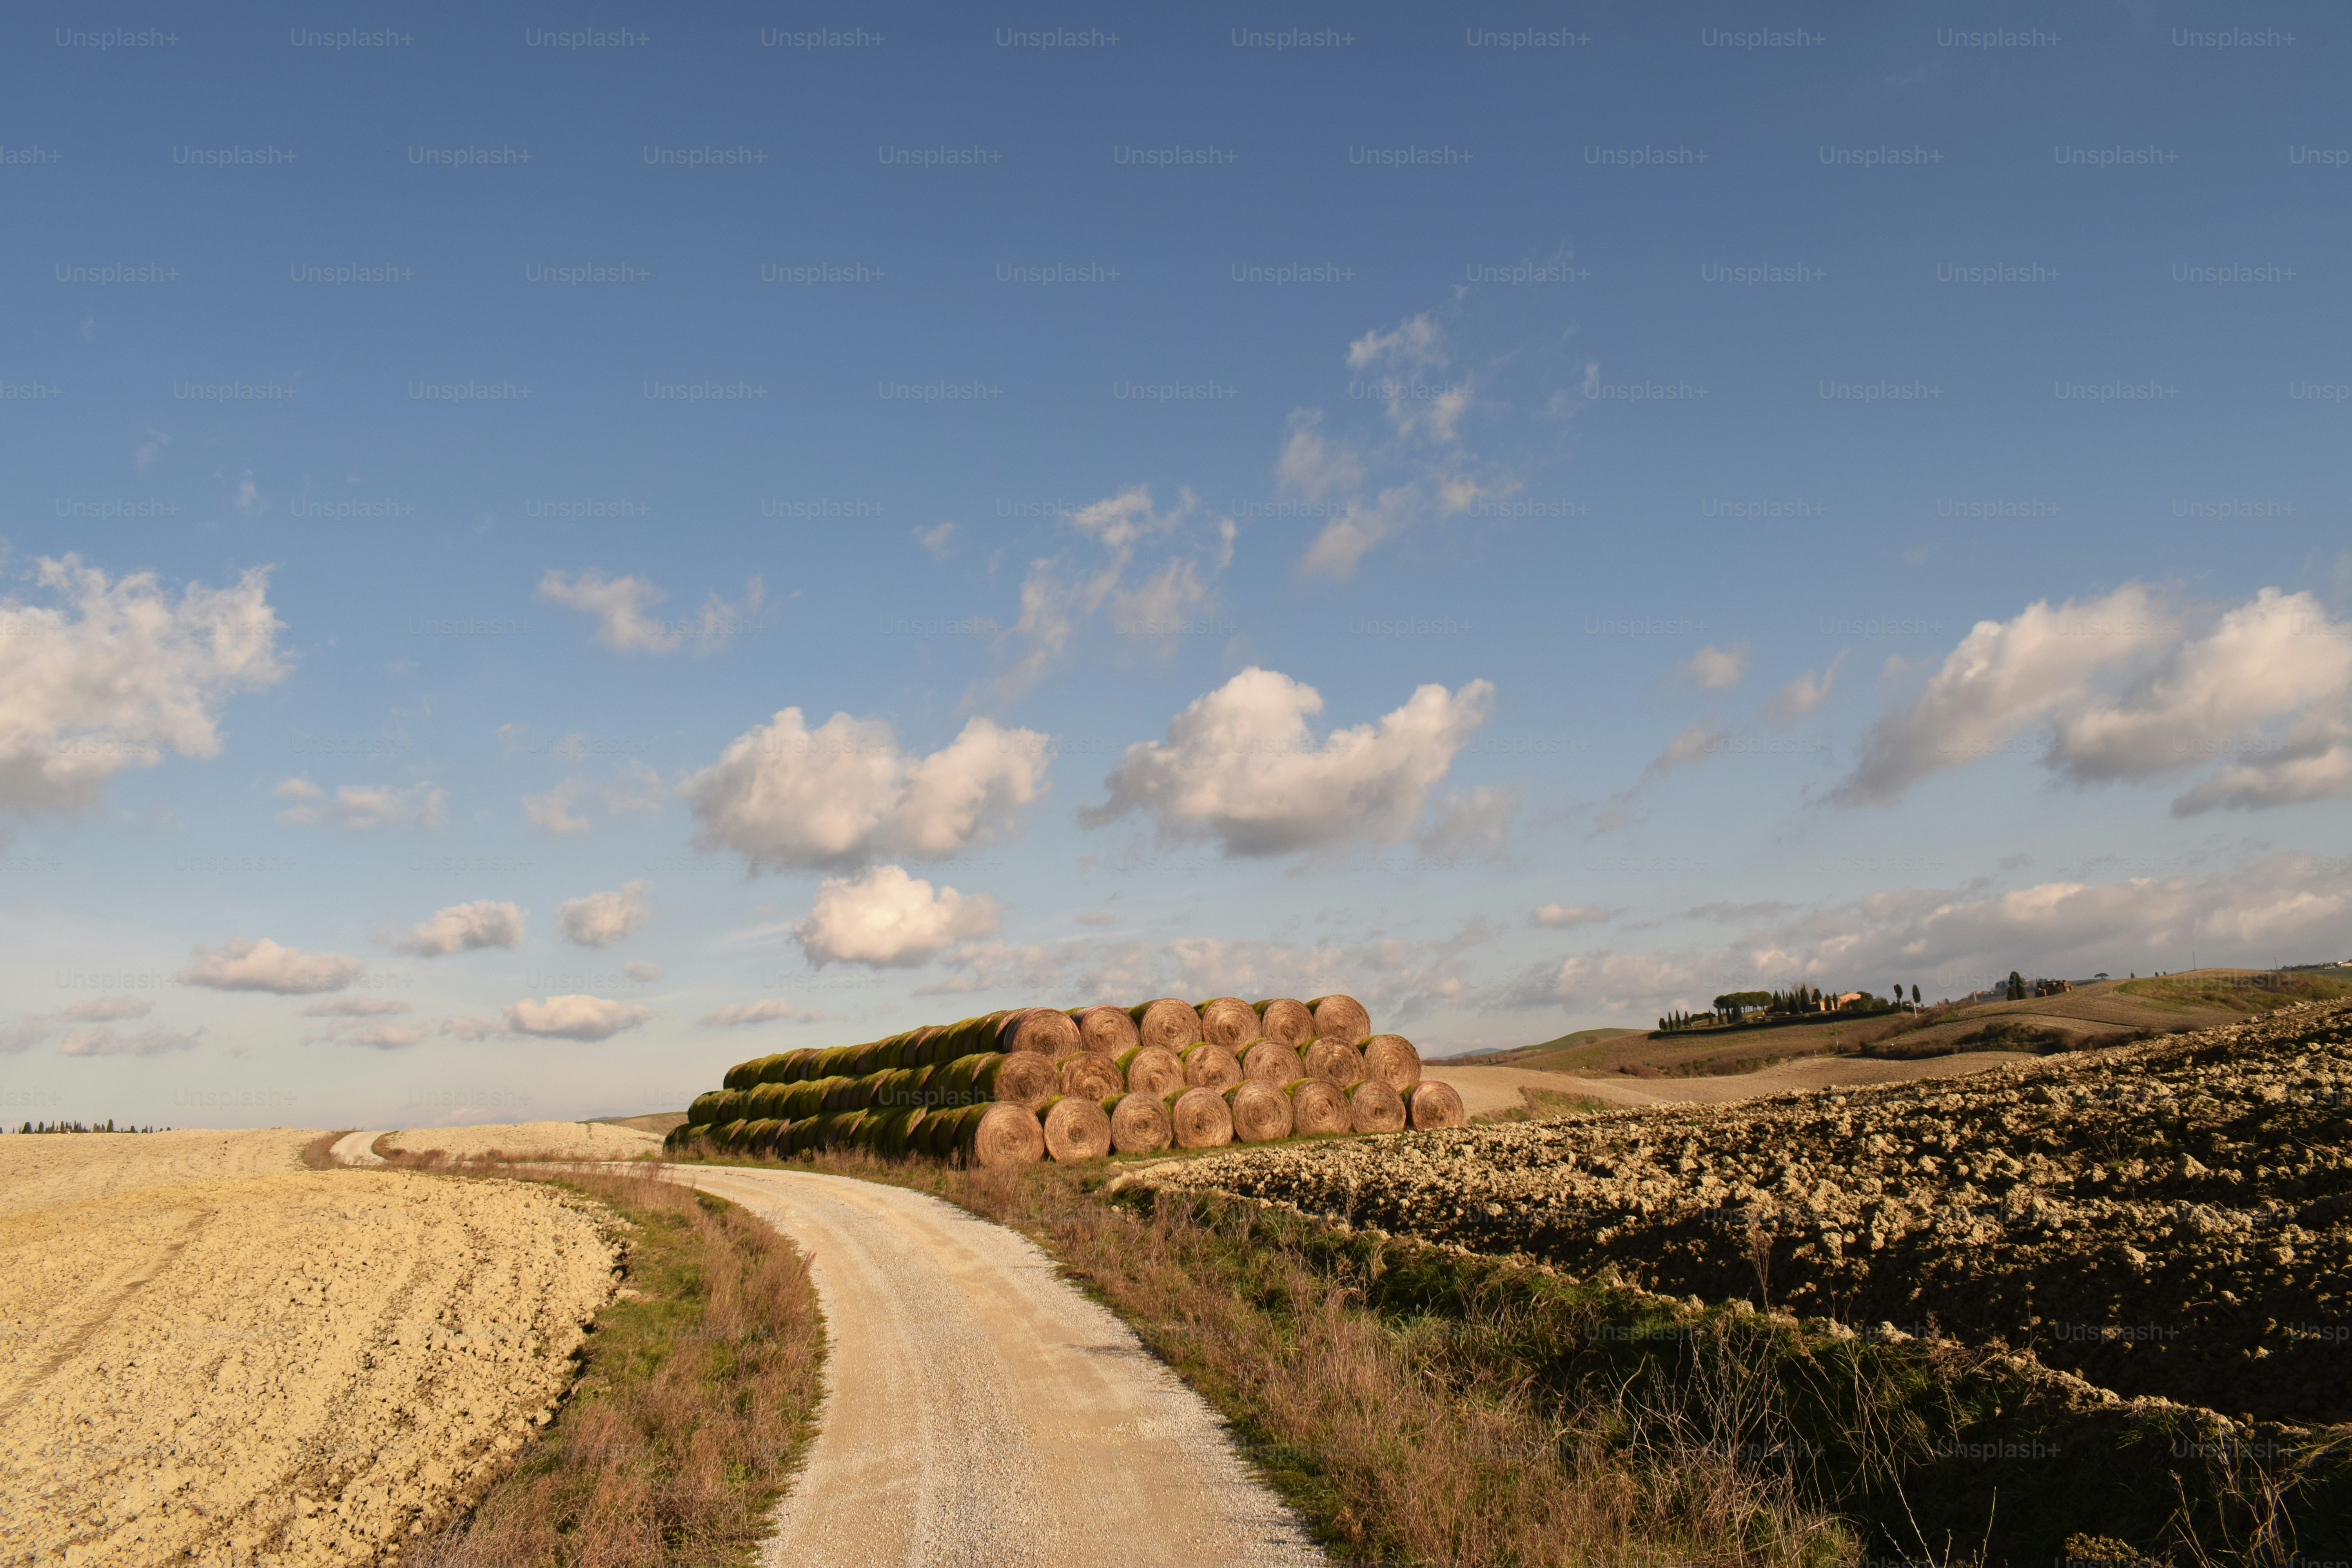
[1154,1001,2352,1428]
[379,1122,663,1163]
[674,1165,1325,1568]
[0,1130,617,1568]
[1439,1051,2037,1116]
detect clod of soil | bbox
[1156,1001,2352,1426]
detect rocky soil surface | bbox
[1154,1000,2352,1426]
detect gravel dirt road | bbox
[681,1165,1326,1568]
[1438,1050,2038,1116]
[0,1131,617,1568]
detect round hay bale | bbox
[686,1090,726,1127]
[1069,1004,1140,1056]
[1224,1080,1294,1143]
[1360,1034,1423,1092]
[1307,994,1372,1045]
[1117,1044,1186,1097]
[1164,1087,1234,1149]
[976,1051,1057,1111]
[1056,1052,1123,1101]
[722,1058,763,1091]
[746,1083,792,1120]
[1103,1092,1171,1155]
[1408,1080,1467,1131]
[937,1103,985,1157]
[747,1118,786,1156]
[1253,998,1316,1049]
[766,1049,817,1084]
[1240,1038,1306,1087]
[1346,1080,1408,1134]
[1196,996,1258,1049]
[1129,997,1203,1053]
[960,1102,1044,1168]
[713,1119,748,1151]
[1179,1041,1243,1093]
[998,1006,1082,1057]
[1040,1094,1113,1162]
[1285,1078,1352,1136]
[713,1089,754,1124]
[900,1025,941,1067]
[1303,1036,1365,1084]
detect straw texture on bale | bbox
[1346,1079,1408,1134]
[1195,996,1259,1049]
[1116,1044,1186,1097]
[960,1102,1045,1168]
[1104,1092,1172,1155]
[1068,1003,1140,1056]
[1178,1041,1243,1093]
[1408,1079,1468,1130]
[1054,1052,1124,1102]
[1302,1036,1366,1084]
[1223,1080,1294,1144]
[974,1051,1058,1111]
[1285,1077,1352,1136]
[1165,1086,1234,1149]
[1040,1094,1113,1162]
[1360,1033,1423,1093]
[1252,997,1316,1048]
[1239,1038,1305,1087]
[1307,993,1372,1045]
[1129,997,1203,1052]
[998,1005,1082,1057]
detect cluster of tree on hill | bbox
[11,1120,163,1134]
[1658,982,1924,1033]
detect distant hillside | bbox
[1439,1028,1645,1072]
[1445,970,2352,1082]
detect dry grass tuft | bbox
[411,1162,821,1568]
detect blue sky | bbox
[5,0,2348,1129]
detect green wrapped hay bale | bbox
[1128,998,1203,1053]
[1286,1077,1352,1136]
[686,1090,726,1127]
[1103,1092,1171,1155]
[1195,996,1259,1049]
[1252,998,1316,1049]
[1039,1094,1112,1161]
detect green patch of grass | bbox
[2119,971,2352,1014]
[1474,1087,1610,1125]
[415,1166,822,1568]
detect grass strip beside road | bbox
[683,1144,2347,1568]
[414,1163,821,1568]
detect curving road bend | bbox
[679,1166,1327,1568]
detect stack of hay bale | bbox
[668,994,1467,1168]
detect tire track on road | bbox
[678,1167,1326,1568]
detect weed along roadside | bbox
[402,1162,821,1568]
[674,999,2352,1566]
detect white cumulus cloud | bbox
[502,994,654,1042]
[793,864,1002,968]
[177,936,365,995]
[559,881,653,948]
[0,557,286,824]
[1682,643,1749,690]
[698,998,815,1027]
[58,1025,202,1057]
[537,569,761,654]
[277,780,447,831]
[1081,666,1494,857]
[683,712,1049,872]
[385,900,526,957]
[1833,583,2176,806]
